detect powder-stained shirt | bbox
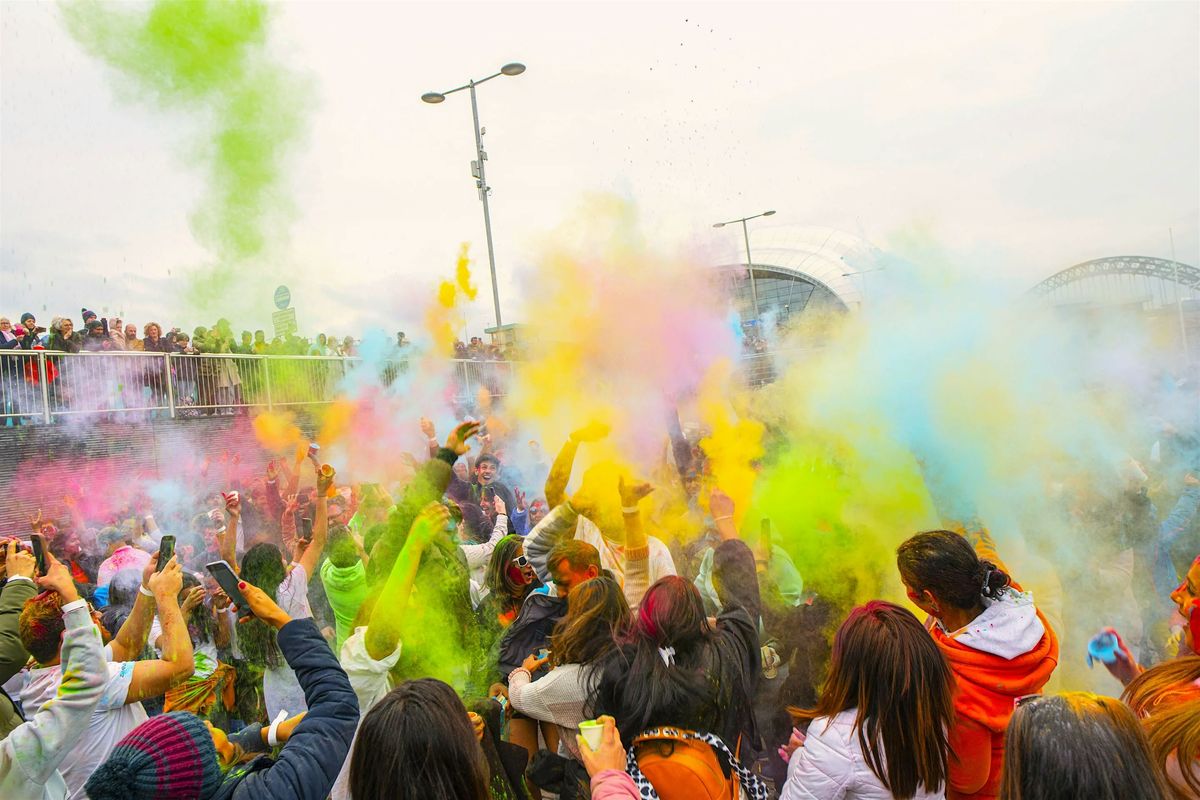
[20,644,147,800]
[95,546,151,589]
[330,627,404,800]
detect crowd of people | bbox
[0,311,524,423]
[0,310,519,362]
[0,410,1197,800]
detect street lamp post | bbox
[841,267,886,307]
[422,62,526,330]
[713,210,776,323]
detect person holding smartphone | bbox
[84,579,359,800]
[0,548,110,800]
[231,467,331,719]
[19,554,195,799]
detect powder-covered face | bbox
[476,461,498,485]
[1170,559,1200,654]
[125,325,136,339]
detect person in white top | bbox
[18,553,195,800]
[0,546,108,800]
[94,526,153,589]
[508,574,632,763]
[781,601,954,800]
[331,502,450,800]
[524,423,675,610]
[224,469,330,719]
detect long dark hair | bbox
[588,576,730,743]
[896,530,1011,611]
[549,576,630,667]
[238,543,286,669]
[484,535,530,615]
[179,573,216,647]
[791,601,954,799]
[1000,693,1170,800]
[350,678,488,800]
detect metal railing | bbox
[0,349,795,424]
[0,351,516,423]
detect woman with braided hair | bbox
[896,530,1059,800]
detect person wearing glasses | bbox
[478,535,556,799]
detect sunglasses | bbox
[511,555,529,569]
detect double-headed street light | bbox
[714,210,776,323]
[422,62,526,329]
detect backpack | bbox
[498,591,565,676]
[628,728,771,800]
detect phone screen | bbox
[157,535,176,572]
[205,560,252,615]
[30,534,48,577]
[299,517,313,542]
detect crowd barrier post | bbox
[39,352,51,424]
[165,353,177,419]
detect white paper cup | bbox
[579,720,604,752]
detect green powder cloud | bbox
[60,0,311,311]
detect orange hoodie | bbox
[932,605,1059,800]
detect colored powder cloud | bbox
[60,0,312,312]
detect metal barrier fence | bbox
[0,349,794,424]
[0,351,517,423]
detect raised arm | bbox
[619,477,655,608]
[297,467,333,579]
[107,554,163,662]
[0,556,107,786]
[221,493,240,569]
[666,406,694,481]
[125,557,195,704]
[369,422,478,578]
[365,503,446,660]
[0,542,39,684]
[459,499,509,573]
[545,422,610,509]
[233,612,359,800]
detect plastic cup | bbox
[1087,632,1119,666]
[579,719,604,752]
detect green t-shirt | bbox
[319,559,370,654]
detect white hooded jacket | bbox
[780,710,945,800]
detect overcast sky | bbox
[2,1,1197,337]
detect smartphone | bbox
[299,517,313,543]
[156,535,176,572]
[205,560,251,615]
[30,534,48,577]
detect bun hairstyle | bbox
[897,530,1012,611]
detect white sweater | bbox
[0,602,107,800]
[780,710,945,800]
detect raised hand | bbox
[569,421,610,444]
[514,488,527,513]
[3,540,36,580]
[493,495,507,517]
[147,556,184,600]
[180,585,206,616]
[445,421,482,456]
[316,464,335,496]
[709,487,735,519]
[419,417,436,438]
[36,551,79,604]
[409,503,451,549]
[619,476,654,508]
[236,580,291,629]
